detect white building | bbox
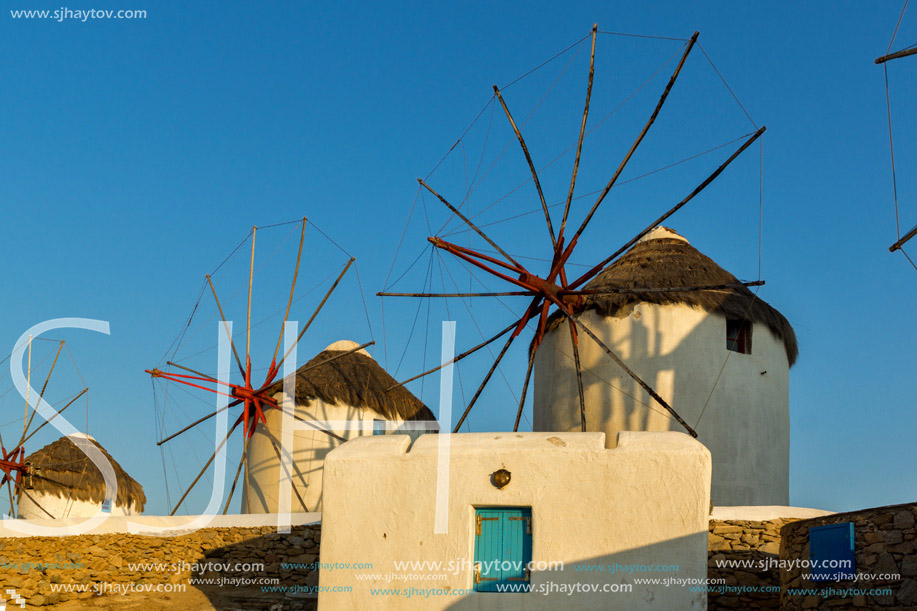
[18,433,145,519]
[319,431,711,610]
[242,340,437,514]
[533,227,797,506]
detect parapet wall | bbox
[706,507,834,611]
[320,431,712,611]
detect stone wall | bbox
[708,518,795,610]
[780,502,917,610]
[0,524,321,610]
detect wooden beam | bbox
[272,217,308,366]
[169,417,241,516]
[561,23,598,237]
[567,31,700,248]
[276,257,354,372]
[387,319,520,391]
[876,46,917,64]
[493,86,557,248]
[512,349,537,433]
[567,319,588,432]
[418,178,523,269]
[453,331,517,433]
[570,125,766,290]
[890,223,917,252]
[206,274,247,377]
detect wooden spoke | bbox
[290,413,346,443]
[206,274,247,377]
[568,31,700,248]
[561,23,598,237]
[570,125,766,290]
[512,348,536,432]
[169,417,242,516]
[493,86,557,248]
[272,217,308,366]
[246,226,256,369]
[428,237,526,275]
[23,336,30,440]
[567,319,588,432]
[268,434,310,513]
[376,291,532,297]
[452,308,539,433]
[876,46,917,64]
[276,258,354,373]
[166,361,218,382]
[378,291,531,298]
[155,342,373,446]
[20,340,65,446]
[19,388,88,449]
[20,488,55,519]
[157,402,236,446]
[418,178,523,268]
[387,318,521,391]
[558,307,697,437]
[890,224,917,252]
[222,437,249,515]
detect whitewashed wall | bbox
[319,431,711,611]
[242,394,423,514]
[17,493,139,520]
[533,304,790,506]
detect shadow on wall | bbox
[439,532,709,611]
[537,302,790,506]
[192,525,321,611]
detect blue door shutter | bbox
[473,507,532,592]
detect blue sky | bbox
[1,1,915,516]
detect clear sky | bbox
[1,1,915,516]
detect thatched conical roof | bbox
[23,434,146,511]
[265,341,438,422]
[545,227,798,366]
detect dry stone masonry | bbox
[708,518,796,610]
[0,524,320,610]
[780,502,917,610]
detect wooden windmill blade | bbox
[878,1,917,257]
[0,337,91,520]
[147,218,378,516]
[875,46,917,64]
[381,25,766,438]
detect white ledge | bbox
[0,512,321,538]
[711,506,834,521]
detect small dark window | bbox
[726,319,751,355]
[372,419,386,436]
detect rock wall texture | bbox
[708,519,795,610]
[6,510,910,610]
[0,524,320,610]
[780,502,917,610]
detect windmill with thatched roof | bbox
[148,218,420,516]
[18,433,146,519]
[243,340,437,514]
[379,25,768,448]
[534,227,796,506]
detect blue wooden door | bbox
[809,522,855,581]
[473,507,532,592]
